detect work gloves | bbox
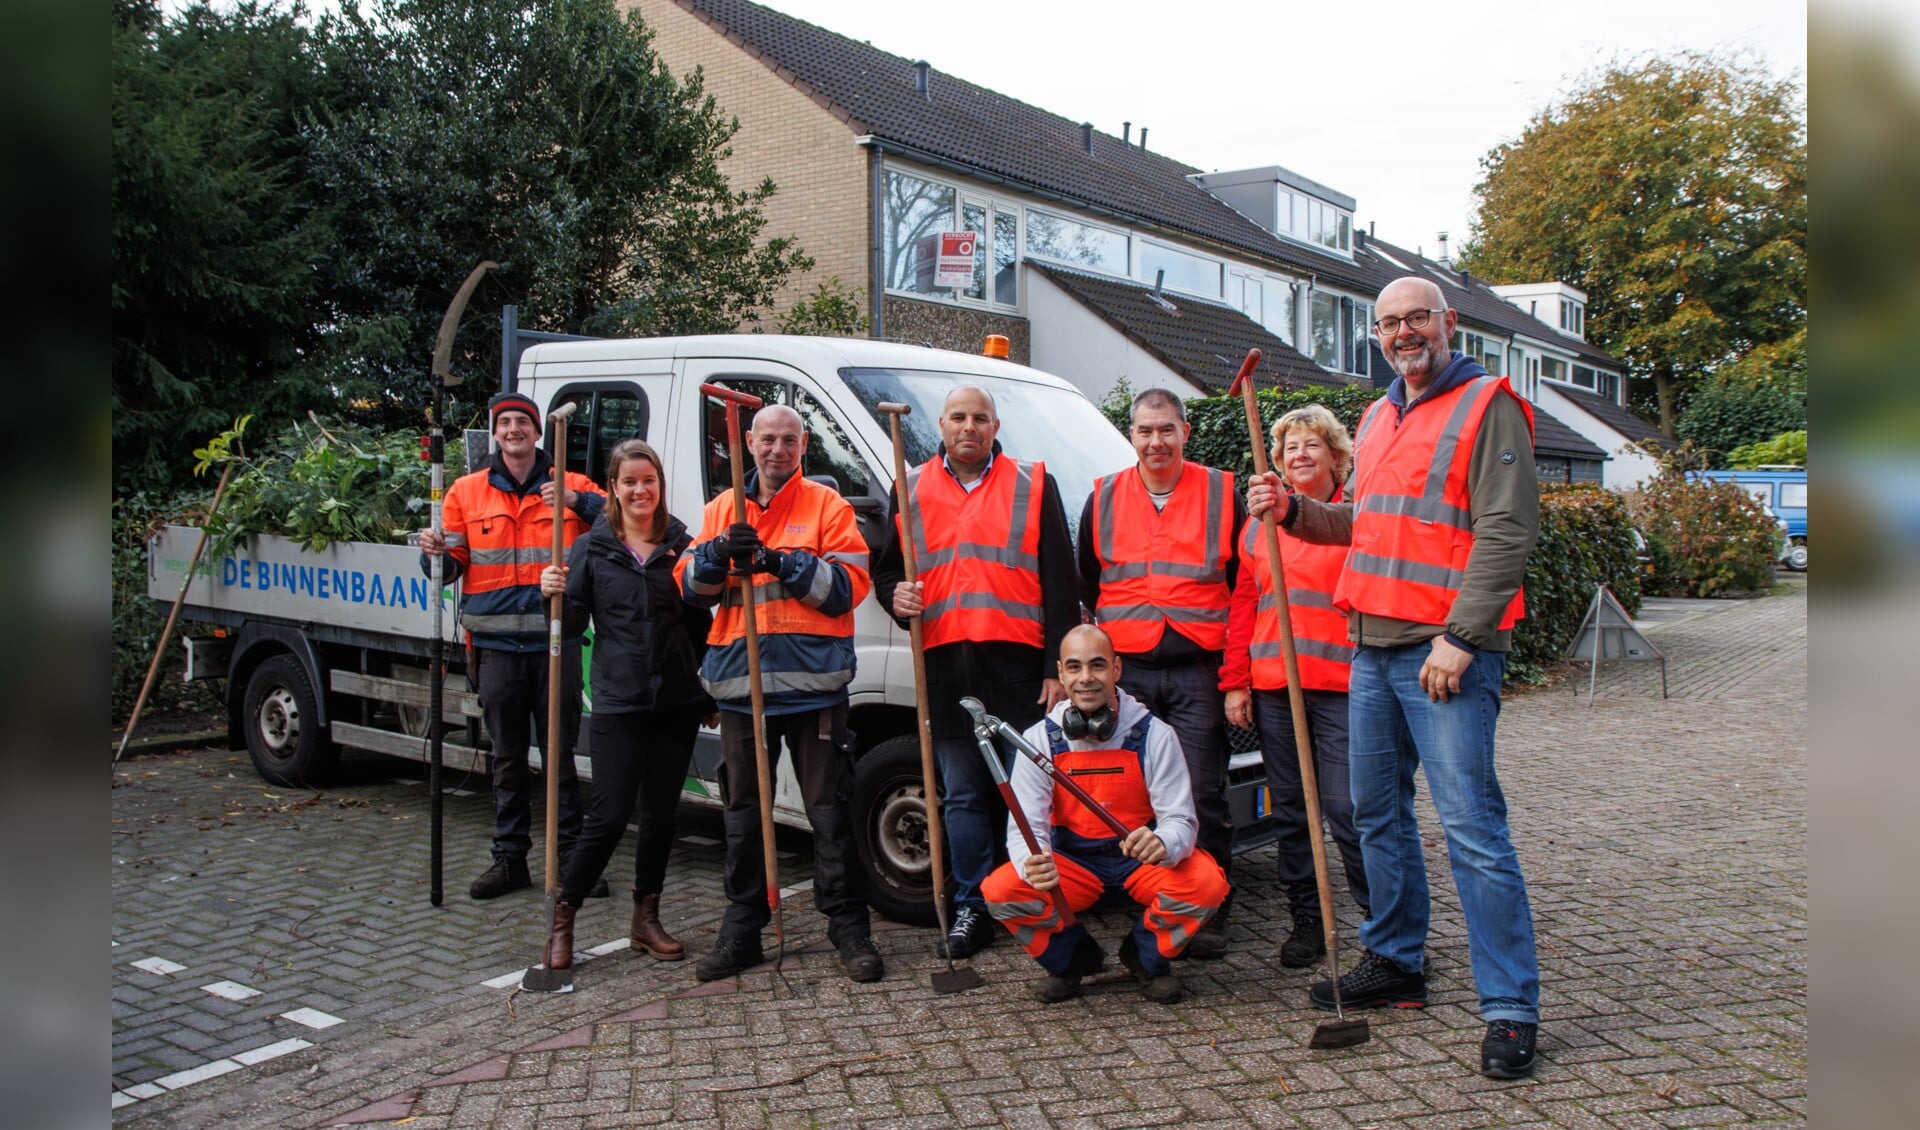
[708,522,789,577]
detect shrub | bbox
[1726,429,1806,469]
[1627,462,1783,596]
[1509,486,1644,683]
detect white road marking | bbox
[123,1083,165,1100]
[279,1007,343,1030]
[586,938,631,957]
[132,957,186,976]
[154,1059,243,1089]
[112,1092,136,1109]
[233,1038,312,1065]
[200,980,261,1001]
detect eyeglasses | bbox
[1372,309,1445,336]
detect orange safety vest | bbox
[1043,716,1156,839]
[443,465,600,638]
[909,455,1046,650]
[691,475,868,648]
[1087,462,1235,653]
[1240,489,1353,692]
[1336,376,1534,629]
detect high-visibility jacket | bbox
[675,472,870,713]
[1086,462,1235,653]
[1336,375,1534,630]
[436,457,603,650]
[909,455,1046,650]
[1221,487,1353,693]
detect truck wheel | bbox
[1785,539,1808,572]
[851,735,939,927]
[243,655,337,787]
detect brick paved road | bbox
[113,582,1806,1127]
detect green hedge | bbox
[1104,383,1642,683]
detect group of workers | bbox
[420,276,1545,1081]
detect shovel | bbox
[522,400,581,994]
[878,401,983,995]
[1229,349,1369,1050]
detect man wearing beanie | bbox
[419,391,607,899]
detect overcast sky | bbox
[759,0,1809,260]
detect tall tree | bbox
[303,0,811,428]
[112,0,336,489]
[1462,54,1806,436]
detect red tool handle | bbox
[996,780,1076,929]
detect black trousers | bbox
[1254,686,1369,919]
[715,704,869,944]
[558,706,703,906]
[475,646,584,864]
[1119,658,1234,886]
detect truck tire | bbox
[1785,538,1808,572]
[851,735,939,927]
[243,655,337,786]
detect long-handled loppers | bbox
[962,697,1075,932]
[879,402,983,994]
[1229,348,1369,1049]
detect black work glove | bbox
[710,522,761,571]
[750,547,791,577]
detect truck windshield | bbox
[840,367,1136,519]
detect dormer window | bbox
[1559,298,1584,337]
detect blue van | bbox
[1694,466,1808,570]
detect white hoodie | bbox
[1004,686,1199,869]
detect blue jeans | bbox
[934,734,1012,913]
[1348,643,1539,1023]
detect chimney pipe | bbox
[1123,121,1131,146]
[1153,269,1166,298]
[1436,231,1451,266]
[1369,220,1376,238]
[1081,122,1094,154]
[1139,127,1148,150]
[913,60,930,101]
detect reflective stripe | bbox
[442,532,467,547]
[923,590,1043,623]
[719,580,788,608]
[905,465,930,563]
[468,546,552,567]
[1427,376,1495,499]
[1092,473,1118,565]
[1005,462,1035,555]
[1352,398,1388,449]
[1202,466,1225,575]
[1347,550,1464,591]
[918,542,1041,572]
[1095,603,1227,625]
[702,666,853,702]
[800,557,836,606]
[459,611,547,634]
[1358,493,1471,530]
[1251,638,1353,663]
[1257,589,1338,612]
[828,551,869,570]
[1098,559,1224,584]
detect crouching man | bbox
[982,625,1230,1004]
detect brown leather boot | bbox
[546,900,577,971]
[630,892,684,961]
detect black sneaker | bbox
[468,857,531,900]
[1183,916,1228,961]
[1119,934,1183,1003]
[694,935,764,982]
[1281,911,1326,968]
[935,905,995,959]
[1035,934,1105,1004]
[1308,949,1427,1011]
[837,935,885,983]
[1481,1021,1539,1079]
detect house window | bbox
[1140,241,1222,298]
[1309,292,1341,368]
[1596,371,1619,401]
[1571,364,1596,388]
[994,211,1018,304]
[1231,274,1263,324]
[1025,207,1128,276]
[1459,332,1501,376]
[1345,298,1373,377]
[1541,357,1567,384]
[1264,278,1297,345]
[883,170,955,296]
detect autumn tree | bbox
[1462,53,1806,436]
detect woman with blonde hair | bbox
[538,439,714,971]
[1220,405,1369,968]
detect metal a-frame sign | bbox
[1565,583,1667,705]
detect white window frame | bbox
[1137,237,1223,299]
[879,163,1026,311]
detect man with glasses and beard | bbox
[1248,276,1543,1079]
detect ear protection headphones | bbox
[1060,702,1117,741]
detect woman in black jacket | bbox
[538,439,713,968]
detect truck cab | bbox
[1693,466,1808,571]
